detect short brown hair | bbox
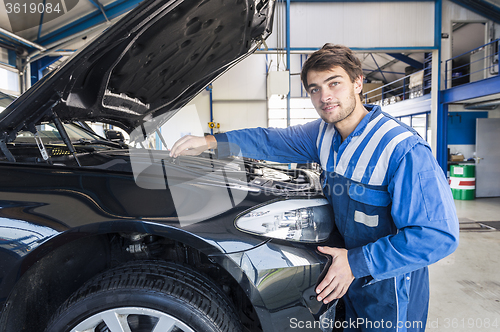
[301,44,363,94]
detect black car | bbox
[0,0,338,331]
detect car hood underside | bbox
[0,0,274,142]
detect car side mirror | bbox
[105,130,125,143]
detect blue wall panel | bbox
[447,112,488,145]
[7,50,16,66]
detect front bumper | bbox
[219,241,329,331]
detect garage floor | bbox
[428,197,500,331]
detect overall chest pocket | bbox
[344,183,395,248]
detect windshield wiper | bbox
[74,138,125,149]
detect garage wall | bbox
[441,0,499,69]
[266,1,435,49]
[0,48,20,95]
[212,54,267,132]
[213,100,268,132]
[186,90,211,134]
[290,53,306,98]
[187,54,268,134]
[212,55,267,101]
[489,109,500,118]
[0,48,8,63]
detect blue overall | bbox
[215,105,459,331]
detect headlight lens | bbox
[235,198,333,243]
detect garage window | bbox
[268,96,319,128]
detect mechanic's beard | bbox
[322,93,356,124]
[335,96,356,124]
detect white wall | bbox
[186,54,268,133]
[267,2,435,49]
[0,48,8,63]
[0,68,19,94]
[448,144,475,159]
[186,90,211,134]
[441,0,500,85]
[290,53,306,98]
[212,55,267,100]
[0,48,20,95]
[213,101,267,132]
[488,109,500,118]
[212,54,268,132]
[160,104,206,148]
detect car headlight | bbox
[235,198,333,243]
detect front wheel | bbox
[45,261,243,332]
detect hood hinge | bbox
[52,112,82,167]
[0,140,15,162]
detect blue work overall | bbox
[215,105,459,331]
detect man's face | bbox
[306,66,362,124]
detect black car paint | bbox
[0,158,329,331]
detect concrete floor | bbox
[428,197,500,331]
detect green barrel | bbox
[449,164,475,200]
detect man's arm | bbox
[170,120,323,164]
[347,142,459,281]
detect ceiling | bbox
[450,0,500,24]
[0,0,141,55]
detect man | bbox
[170,44,459,331]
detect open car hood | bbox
[0,0,274,141]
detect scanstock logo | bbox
[2,0,79,33]
[129,105,250,228]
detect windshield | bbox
[13,122,103,144]
[0,91,17,110]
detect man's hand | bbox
[316,246,355,304]
[169,135,217,158]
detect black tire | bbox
[45,261,243,332]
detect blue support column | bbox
[435,0,447,174]
[206,85,214,135]
[438,102,448,173]
[286,0,291,127]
